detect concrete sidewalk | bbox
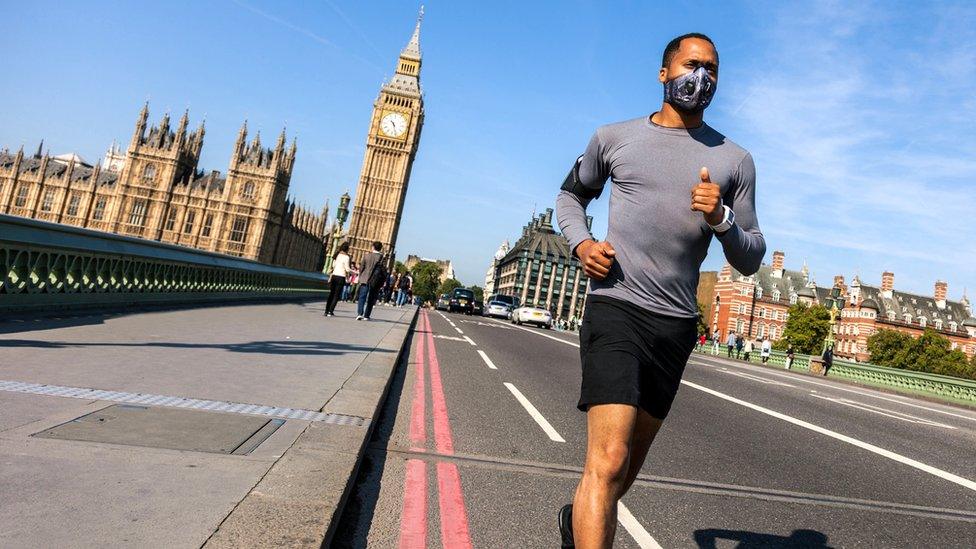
[0,299,417,548]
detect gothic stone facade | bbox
[0,105,328,272]
[710,251,976,359]
[346,11,425,266]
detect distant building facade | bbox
[709,250,976,359]
[347,10,425,266]
[492,208,589,320]
[0,105,328,272]
[404,254,455,283]
[483,240,510,296]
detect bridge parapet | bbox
[0,214,326,312]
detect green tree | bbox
[468,285,484,302]
[868,328,976,380]
[778,303,831,355]
[437,278,464,297]
[393,260,407,275]
[696,301,709,337]
[410,261,442,304]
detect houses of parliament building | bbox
[0,104,328,272]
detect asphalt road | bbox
[334,308,976,548]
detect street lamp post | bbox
[323,192,351,276]
[822,286,845,354]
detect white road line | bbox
[486,317,581,347]
[454,326,464,335]
[681,379,976,492]
[691,354,976,423]
[477,350,498,370]
[433,334,467,342]
[809,394,957,429]
[463,335,477,346]
[503,382,565,442]
[719,368,795,387]
[617,501,664,549]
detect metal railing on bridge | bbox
[694,346,976,407]
[0,214,327,313]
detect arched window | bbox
[756,287,764,299]
[789,293,797,304]
[904,313,912,323]
[919,317,927,328]
[241,180,255,199]
[771,289,781,301]
[950,321,958,332]
[142,163,156,182]
[934,319,942,330]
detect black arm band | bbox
[560,155,603,200]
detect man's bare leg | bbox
[619,409,664,495]
[572,403,638,548]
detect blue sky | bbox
[2,1,974,300]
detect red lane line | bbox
[425,310,455,455]
[437,461,474,549]
[408,314,427,449]
[398,459,428,549]
[424,310,474,547]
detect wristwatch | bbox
[708,204,735,234]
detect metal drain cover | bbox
[33,404,284,455]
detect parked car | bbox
[435,293,451,311]
[511,305,552,328]
[448,288,476,314]
[483,300,513,319]
[487,293,520,310]
[473,300,484,316]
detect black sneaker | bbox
[558,504,574,548]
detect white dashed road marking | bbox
[477,350,498,370]
[617,501,665,549]
[463,335,477,346]
[503,382,565,442]
[810,394,957,429]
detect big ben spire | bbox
[346,8,427,266]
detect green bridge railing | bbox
[0,213,327,313]
[694,346,976,407]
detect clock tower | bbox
[347,7,425,266]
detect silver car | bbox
[483,300,512,319]
[511,305,552,329]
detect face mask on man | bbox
[663,65,716,114]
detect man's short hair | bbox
[372,241,383,251]
[662,32,717,68]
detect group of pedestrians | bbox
[324,240,416,320]
[716,331,772,364]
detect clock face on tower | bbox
[380,112,408,138]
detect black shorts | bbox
[577,295,698,420]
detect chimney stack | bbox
[934,280,948,308]
[881,271,894,293]
[833,275,846,294]
[772,250,785,271]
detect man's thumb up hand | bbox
[692,166,723,226]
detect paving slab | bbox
[0,300,417,548]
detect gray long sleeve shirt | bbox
[556,116,765,318]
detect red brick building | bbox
[709,251,976,360]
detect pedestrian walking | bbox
[760,337,772,364]
[785,343,795,370]
[554,32,765,548]
[822,345,834,376]
[742,337,753,362]
[735,333,744,359]
[697,333,706,351]
[356,241,387,321]
[396,272,413,307]
[726,331,736,358]
[324,242,350,317]
[711,330,720,355]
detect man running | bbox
[555,32,765,548]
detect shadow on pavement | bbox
[0,339,390,356]
[694,528,832,548]
[330,326,415,548]
[0,298,325,336]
